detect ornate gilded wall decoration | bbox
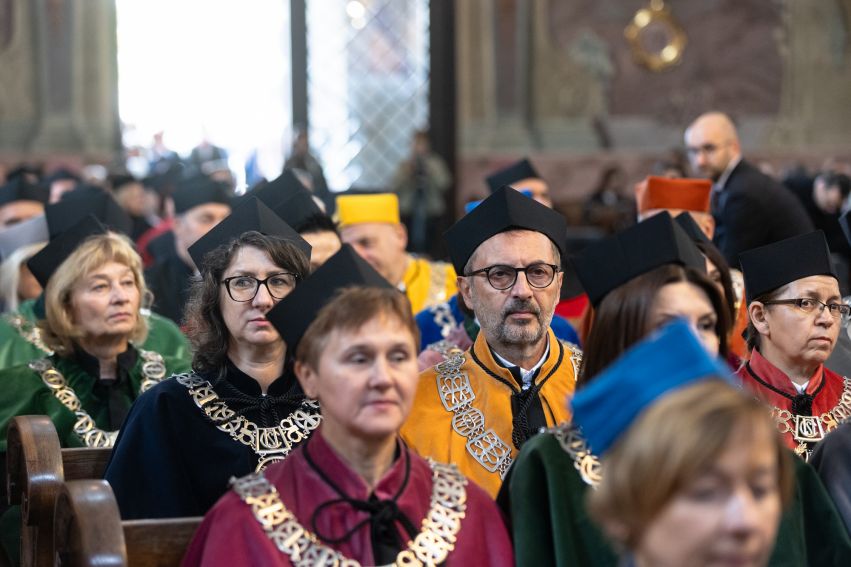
[624,0,687,72]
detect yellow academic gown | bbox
[401,328,580,497]
[401,256,457,314]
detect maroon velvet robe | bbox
[183,431,514,566]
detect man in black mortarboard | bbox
[0,177,49,229]
[485,158,552,208]
[144,175,232,324]
[400,186,581,498]
[249,170,341,272]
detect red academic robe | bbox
[737,349,848,457]
[183,431,514,566]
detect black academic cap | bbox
[109,173,139,191]
[171,175,232,214]
[27,214,108,287]
[44,167,81,184]
[44,191,132,239]
[739,231,836,303]
[187,196,311,268]
[267,244,394,351]
[674,212,711,245]
[0,177,49,207]
[485,158,540,193]
[444,186,567,274]
[573,212,706,307]
[249,170,325,232]
[6,164,44,183]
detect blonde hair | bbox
[587,380,793,550]
[39,232,148,354]
[0,241,46,313]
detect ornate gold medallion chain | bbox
[435,352,514,479]
[176,373,322,472]
[551,423,601,488]
[232,459,467,566]
[29,349,167,448]
[770,377,851,460]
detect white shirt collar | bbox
[492,342,550,391]
[714,155,742,192]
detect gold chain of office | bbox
[770,377,851,460]
[176,373,322,472]
[232,459,467,566]
[551,423,602,488]
[28,349,167,448]
[434,341,582,479]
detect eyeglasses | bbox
[685,142,726,157]
[221,273,298,302]
[466,263,560,291]
[762,298,851,320]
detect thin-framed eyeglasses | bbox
[465,263,561,291]
[221,273,298,302]
[762,298,851,320]
[685,141,729,157]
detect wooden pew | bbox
[54,480,201,567]
[6,416,111,567]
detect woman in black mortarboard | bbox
[0,214,189,565]
[104,197,321,520]
[184,246,514,567]
[737,230,850,461]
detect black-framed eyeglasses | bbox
[762,298,851,319]
[465,263,561,291]
[221,273,298,302]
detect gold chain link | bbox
[232,458,467,566]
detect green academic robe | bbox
[500,424,851,567]
[0,346,189,565]
[0,298,192,371]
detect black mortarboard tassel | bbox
[739,231,836,303]
[249,170,325,232]
[44,191,132,239]
[27,214,108,287]
[0,177,49,207]
[187,196,311,268]
[444,186,567,274]
[573,212,706,307]
[485,158,540,194]
[171,175,232,214]
[674,212,711,245]
[267,244,394,351]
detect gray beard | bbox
[475,297,554,347]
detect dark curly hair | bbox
[184,231,310,377]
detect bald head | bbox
[684,112,741,182]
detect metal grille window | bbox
[307,0,430,191]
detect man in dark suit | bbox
[684,112,813,265]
